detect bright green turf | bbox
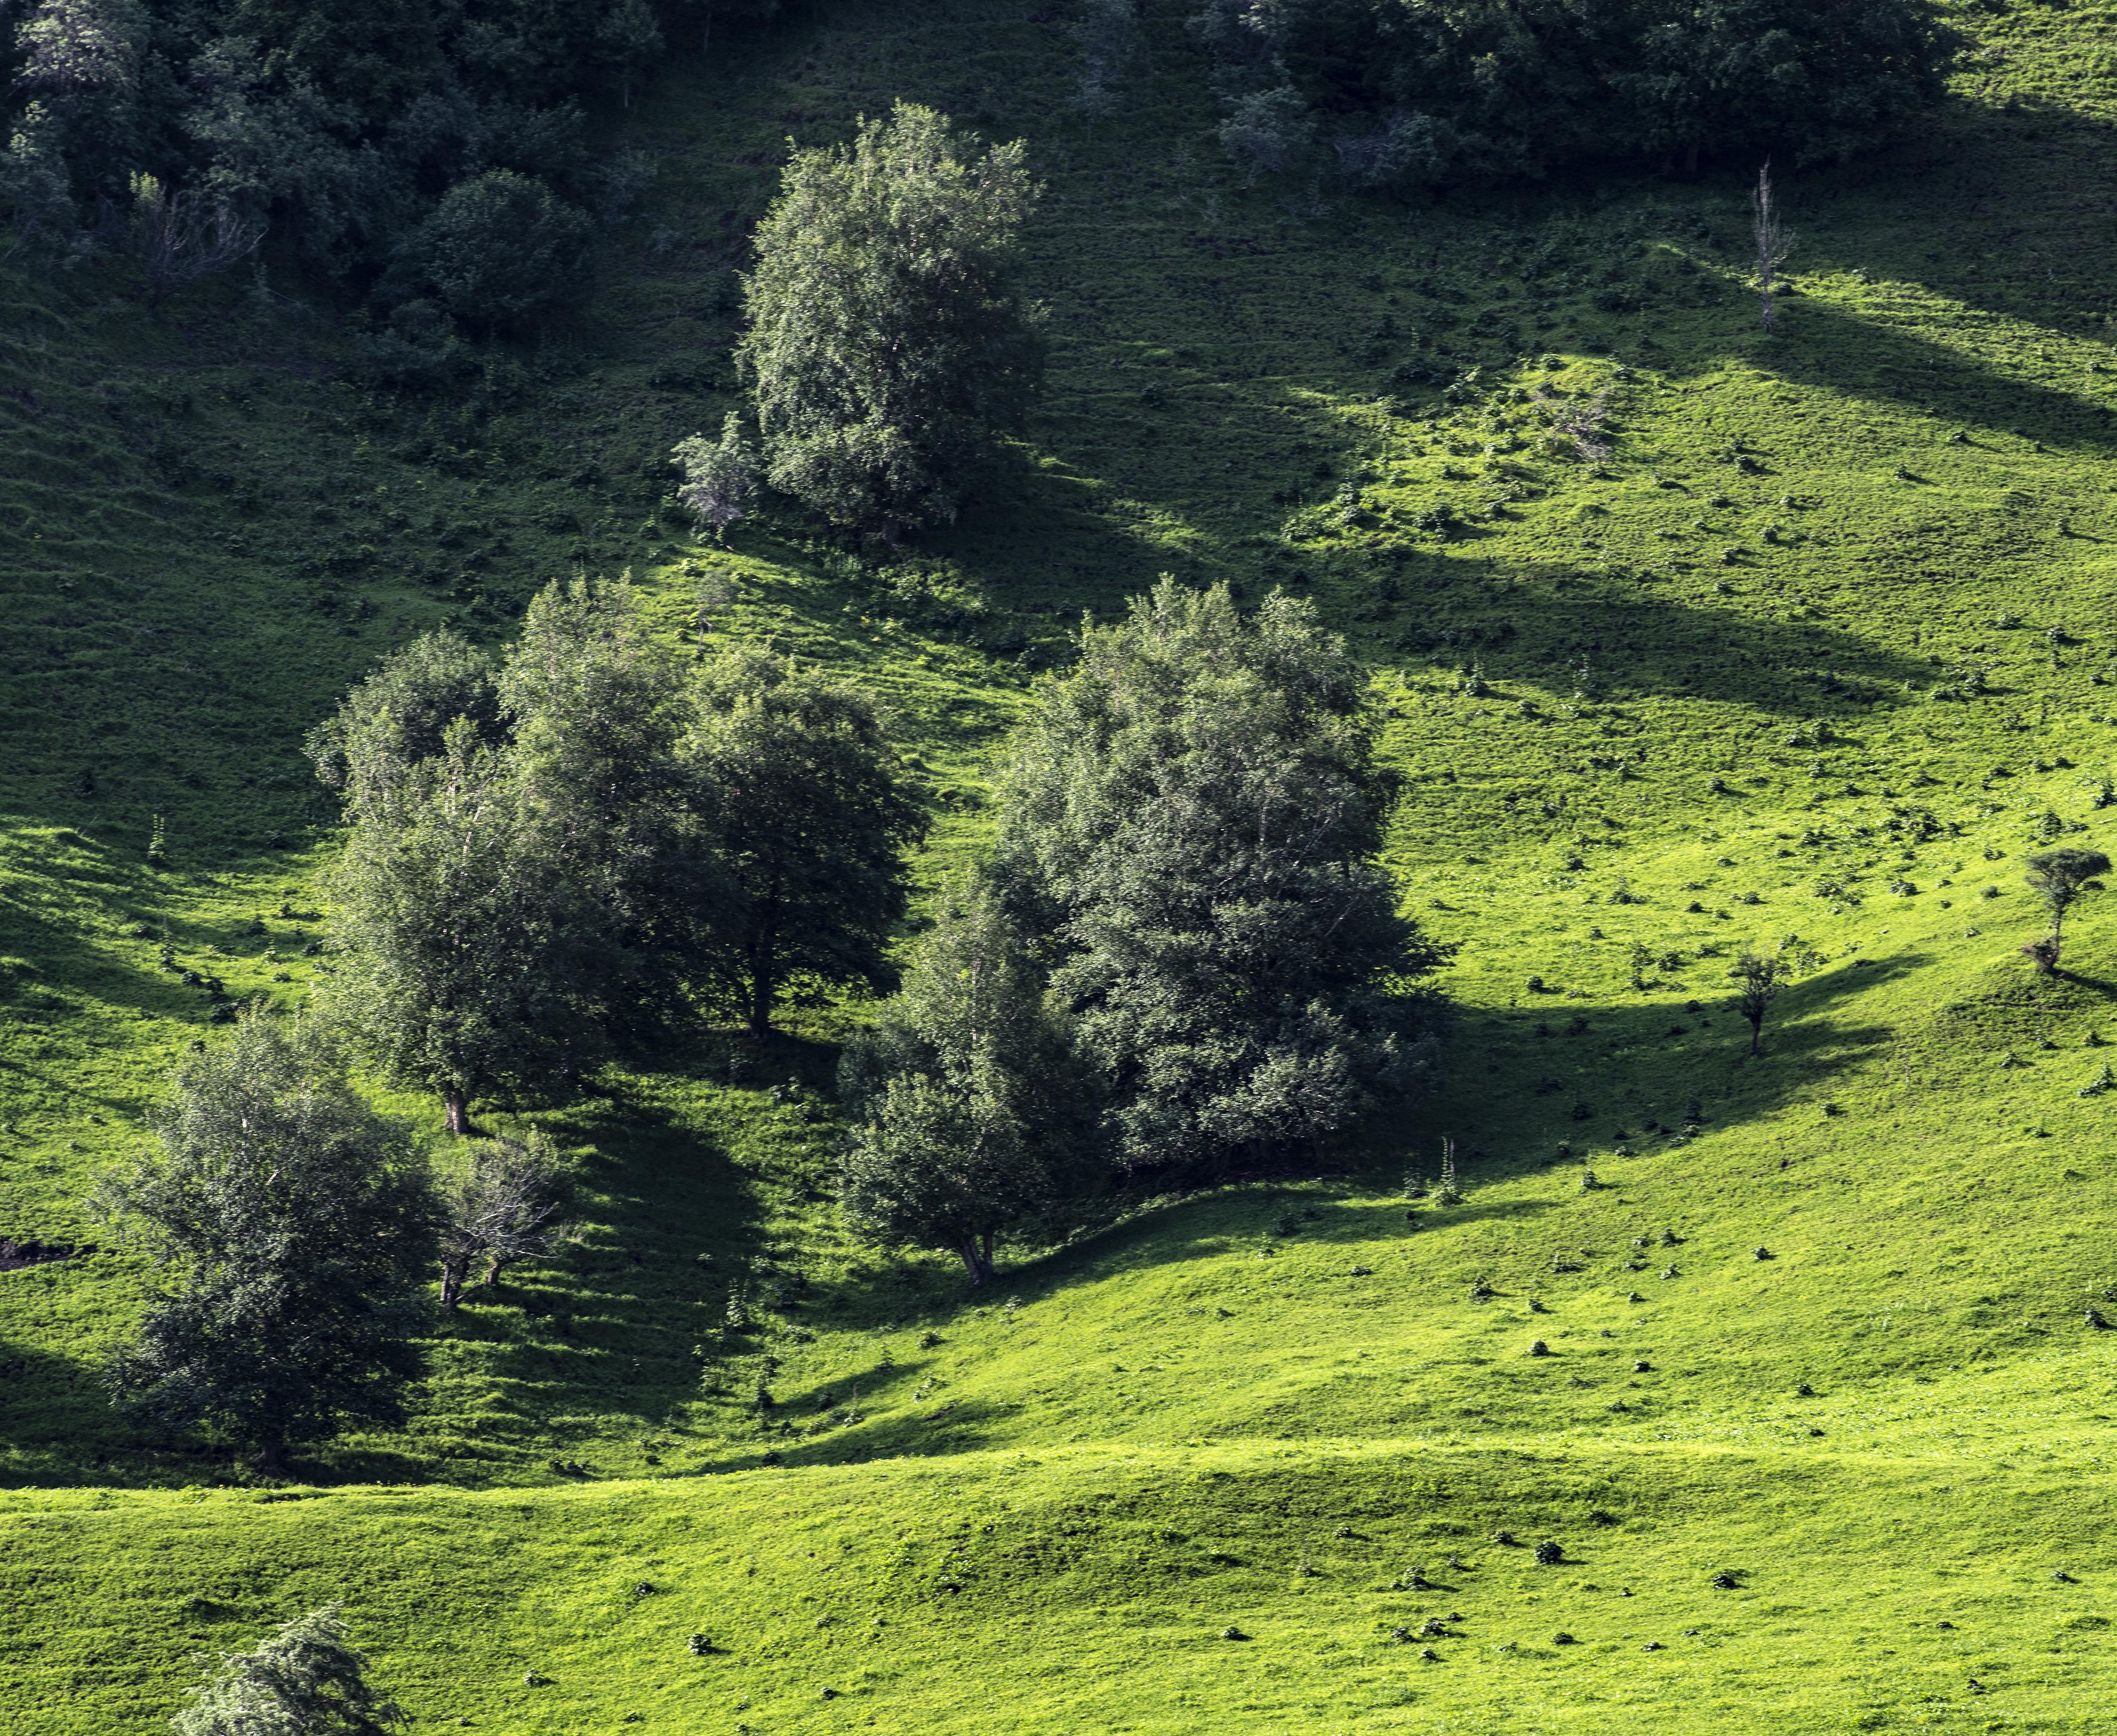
[10,0,2117,1728]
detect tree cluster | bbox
[310,578,924,1134]
[1190,0,1957,191]
[0,0,785,321]
[839,582,1447,1282]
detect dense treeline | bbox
[1189,0,1958,189]
[0,0,781,319]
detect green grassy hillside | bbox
[10,0,2117,1728]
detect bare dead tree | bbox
[437,1131,573,1310]
[1751,161,1793,333]
[128,174,265,312]
[1534,387,1612,461]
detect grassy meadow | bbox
[10,0,2117,1728]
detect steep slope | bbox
[7,0,2117,1730]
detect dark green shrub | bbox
[393,171,593,334]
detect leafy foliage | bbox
[1190,0,1958,189]
[839,883,1096,1283]
[992,580,1446,1172]
[93,1013,436,1470]
[672,415,763,540]
[738,102,1042,535]
[387,169,593,334]
[172,1603,404,1735]
[685,644,927,1032]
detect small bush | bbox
[1534,1540,1564,1565]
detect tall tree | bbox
[991,580,1447,1173]
[685,645,926,1034]
[498,577,716,1033]
[172,1604,404,1735]
[94,1012,436,1474]
[839,883,1095,1284]
[737,102,1042,539]
[318,717,576,1134]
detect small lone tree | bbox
[685,645,926,1034]
[1731,952,1793,1054]
[739,102,1041,538]
[94,1012,436,1473]
[172,1603,403,1735]
[671,414,761,540]
[437,1131,571,1310]
[2024,846,2111,973]
[838,884,1092,1284]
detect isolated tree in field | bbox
[1731,952,1788,1054]
[319,718,577,1135]
[172,1603,404,1735]
[437,1131,571,1310]
[685,645,926,1034]
[2023,846,2110,973]
[738,102,1042,538]
[991,580,1447,1172]
[839,883,1094,1284]
[672,415,762,540]
[94,1013,436,1474]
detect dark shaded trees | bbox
[313,583,719,1128]
[738,102,1041,538]
[94,1012,436,1473]
[686,645,926,1034]
[1190,0,1957,192]
[991,580,1446,1174]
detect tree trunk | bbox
[957,1240,991,1285]
[443,1089,470,1136]
[746,941,776,1034]
[1747,1017,1763,1057]
[2052,907,2066,969]
[255,1437,287,1475]
[440,1253,467,1312]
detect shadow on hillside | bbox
[331,1054,798,1482]
[1371,543,1929,714]
[1408,951,1926,1195]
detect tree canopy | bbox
[1192,0,1957,190]
[686,644,926,1032]
[839,883,1095,1284]
[991,580,1446,1173]
[172,1604,404,1735]
[94,1012,436,1471]
[738,102,1042,537]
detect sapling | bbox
[2022,846,2110,972]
